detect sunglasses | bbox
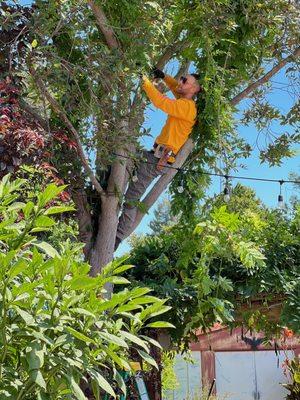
[180,76,188,84]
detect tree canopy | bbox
[0,0,299,274]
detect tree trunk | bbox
[89,195,119,294]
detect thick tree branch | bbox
[29,66,105,196]
[107,120,130,194]
[156,40,189,70]
[231,47,300,106]
[87,0,119,49]
[122,139,194,239]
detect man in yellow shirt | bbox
[115,68,201,247]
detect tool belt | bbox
[151,143,175,171]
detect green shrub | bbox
[0,174,172,399]
[281,356,300,400]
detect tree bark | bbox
[87,0,119,50]
[72,188,93,258]
[89,195,119,275]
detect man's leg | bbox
[116,150,162,246]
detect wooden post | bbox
[201,351,216,396]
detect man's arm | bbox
[163,75,180,99]
[142,77,195,120]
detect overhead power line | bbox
[112,152,300,185]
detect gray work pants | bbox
[116,150,166,242]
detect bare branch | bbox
[87,0,119,49]
[231,47,300,106]
[29,66,105,196]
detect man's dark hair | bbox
[191,73,200,80]
[191,73,203,93]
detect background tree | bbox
[0,0,299,284]
[125,184,300,345]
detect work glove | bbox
[151,66,165,79]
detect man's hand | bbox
[151,66,165,80]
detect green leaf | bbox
[66,327,96,345]
[69,276,100,290]
[26,341,45,370]
[29,370,46,390]
[91,379,100,400]
[38,184,67,208]
[44,206,75,215]
[112,264,134,275]
[107,276,131,285]
[9,259,27,278]
[113,369,126,395]
[34,216,56,228]
[32,241,60,259]
[146,321,175,328]
[129,296,159,305]
[7,202,25,212]
[89,369,116,398]
[37,392,51,400]
[69,375,87,400]
[31,331,53,346]
[140,335,162,350]
[137,350,158,370]
[294,372,300,384]
[98,332,128,348]
[13,306,35,325]
[127,287,152,299]
[139,301,168,321]
[70,308,96,318]
[105,348,131,371]
[31,39,38,48]
[119,331,149,352]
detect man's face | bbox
[176,75,199,96]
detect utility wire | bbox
[68,151,300,200]
[111,152,300,185]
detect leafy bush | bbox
[126,185,300,346]
[282,356,300,400]
[0,174,172,399]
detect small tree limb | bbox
[231,46,300,106]
[29,66,105,196]
[87,0,119,50]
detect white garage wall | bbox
[215,350,294,400]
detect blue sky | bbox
[116,65,299,256]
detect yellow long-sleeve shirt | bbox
[142,75,197,156]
